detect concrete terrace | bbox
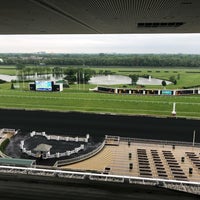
[63,138,200,183]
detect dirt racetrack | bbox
[0,109,199,142]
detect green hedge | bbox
[0,138,9,152]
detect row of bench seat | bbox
[137,149,152,178]
[185,152,200,170]
[151,149,168,178]
[162,150,188,181]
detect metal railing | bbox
[0,128,16,133]
[119,136,200,147]
[0,165,199,195]
[55,140,105,167]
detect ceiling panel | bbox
[0,0,199,34]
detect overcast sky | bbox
[0,34,200,54]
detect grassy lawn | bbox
[0,66,17,75]
[0,66,200,119]
[0,83,200,119]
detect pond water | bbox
[0,74,16,82]
[137,77,172,85]
[89,75,131,85]
[89,75,172,85]
[0,74,172,86]
[0,74,63,82]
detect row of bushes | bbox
[185,71,200,73]
[0,138,9,152]
[119,70,179,73]
[0,79,6,84]
[182,85,200,89]
[119,70,142,72]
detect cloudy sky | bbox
[0,34,200,54]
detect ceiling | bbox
[0,0,199,34]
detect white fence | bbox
[30,131,90,143]
[0,165,199,195]
[20,141,85,159]
[20,132,104,162]
[19,131,90,159]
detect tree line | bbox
[1,53,200,67]
[15,64,96,84]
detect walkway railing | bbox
[0,165,199,195]
[55,140,105,167]
[119,136,200,147]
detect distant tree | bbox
[129,74,139,85]
[64,67,95,84]
[25,67,32,76]
[162,80,167,86]
[98,70,104,75]
[104,70,112,75]
[11,83,14,89]
[3,53,200,67]
[169,75,177,85]
[169,75,176,83]
[16,63,25,70]
[53,66,63,78]
[64,68,77,84]
[174,80,177,85]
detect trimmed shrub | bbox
[0,138,9,152]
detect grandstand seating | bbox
[185,152,200,170]
[61,137,200,183]
[162,150,188,181]
[150,149,168,178]
[1,134,200,197]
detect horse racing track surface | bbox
[0,109,200,200]
[0,109,200,142]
